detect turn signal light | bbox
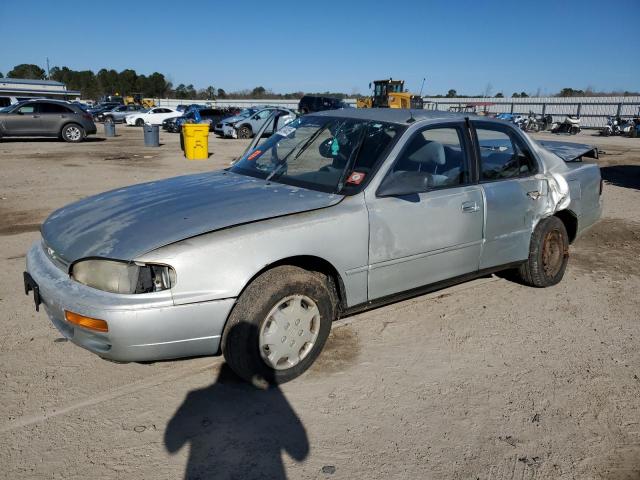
[64,310,109,332]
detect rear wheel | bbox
[237,125,252,139]
[61,123,85,143]
[221,266,337,387]
[517,216,569,287]
[135,118,144,127]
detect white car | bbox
[125,107,181,126]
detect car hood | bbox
[41,171,343,263]
[221,114,248,124]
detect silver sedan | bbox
[24,109,602,386]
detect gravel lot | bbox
[1,125,639,479]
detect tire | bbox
[104,116,114,123]
[601,127,610,137]
[135,118,144,127]
[517,216,569,288]
[630,127,638,138]
[221,265,337,387]
[237,125,252,139]
[61,123,85,143]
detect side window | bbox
[256,110,272,120]
[39,103,73,114]
[475,126,537,180]
[17,104,36,114]
[0,97,10,107]
[392,126,469,188]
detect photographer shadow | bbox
[165,362,308,480]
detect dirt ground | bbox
[0,125,639,479]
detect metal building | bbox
[0,78,81,106]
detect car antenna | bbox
[407,110,416,123]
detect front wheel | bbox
[135,118,144,127]
[237,125,252,139]
[61,123,85,143]
[221,266,337,387]
[104,116,114,123]
[517,216,569,287]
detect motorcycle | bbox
[522,111,554,132]
[601,116,628,136]
[551,115,581,135]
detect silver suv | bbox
[100,104,146,123]
[0,100,97,142]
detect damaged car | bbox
[24,109,602,386]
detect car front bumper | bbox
[222,125,236,138]
[25,241,235,362]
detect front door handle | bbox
[461,201,480,213]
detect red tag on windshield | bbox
[247,149,262,161]
[346,171,366,185]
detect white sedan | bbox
[125,107,181,126]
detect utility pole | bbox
[46,57,50,79]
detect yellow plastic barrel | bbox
[182,123,210,160]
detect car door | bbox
[39,102,74,135]
[249,109,274,131]
[1,103,41,135]
[366,123,484,300]
[471,120,546,269]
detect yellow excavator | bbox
[356,78,424,109]
[123,93,156,109]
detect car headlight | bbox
[71,259,176,294]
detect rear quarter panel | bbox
[563,163,602,236]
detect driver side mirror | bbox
[377,171,432,197]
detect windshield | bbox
[229,115,404,194]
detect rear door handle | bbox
[461,201,480,213]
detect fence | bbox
[422,96,640,128]
[152,96,640,129]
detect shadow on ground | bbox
[165,363,308,480]
[601,165,640,191]
[0,137,106,143]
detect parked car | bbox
[171,108,235,133]
[24,109,602,386]
[214,108,260,135]
[162,115,182,132]
[88,102,122,119]
[222,107,296,138]
[298,95,349,114]
[0,95,48,107]
[0,99,97,142]
[100,104,147,123]
[125,107,181,126]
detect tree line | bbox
[2,64,638,99]
[436,87,639,98]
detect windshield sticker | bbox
[276,125,296,137]
[247,149,263,161]
[346,171,366,185]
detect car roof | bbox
[310,108,477,125]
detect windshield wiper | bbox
[266,123,329,182]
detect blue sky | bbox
[0,0,638,96]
